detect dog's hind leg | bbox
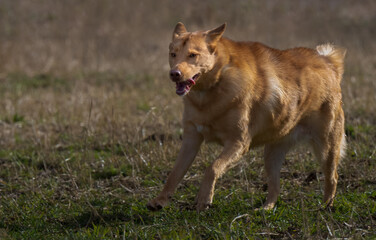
[263,139,294,210]
[311,107,345,207]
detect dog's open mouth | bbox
[176,74,200,96]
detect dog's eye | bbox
[170,53,176,58]
[189,53,197,58]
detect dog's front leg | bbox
[196,141,245,211]
[147,124,203,211]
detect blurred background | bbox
[1,0,375,75]
[0,0,375,141]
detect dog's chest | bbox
[185,91,229,144]
[194,123,224,144]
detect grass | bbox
[0,73,375,239]
[1,0,376,239]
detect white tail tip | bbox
[316,44,334,56]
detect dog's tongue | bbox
[176,79,195,96]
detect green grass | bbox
[0,74,375,239]
[0,166,375,239]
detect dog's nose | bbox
[170,70,182,82]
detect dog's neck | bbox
[191,40,229,92]
[185,40,231,109]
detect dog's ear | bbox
[206,23,226,53]
[173,22,187,40]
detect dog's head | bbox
[169,22,226,96]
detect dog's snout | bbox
[170,70,182,82]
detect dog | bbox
[147,22,346,211]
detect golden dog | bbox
[147,23,346,211]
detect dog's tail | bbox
[316,44,346,79]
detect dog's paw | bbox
[146,196,168,211]
[254,202,275,211]
[196,202,212,211]
[262,202,276,210]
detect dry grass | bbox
[1,0,376,119]
[0,0,376,238]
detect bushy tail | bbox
[316,44,346,78]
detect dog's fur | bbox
[147,23,346,211]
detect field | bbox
[1,0,376,239]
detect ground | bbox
[0,73,375,239]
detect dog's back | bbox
[185,38,346,147]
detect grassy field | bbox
[1,0,376,239]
